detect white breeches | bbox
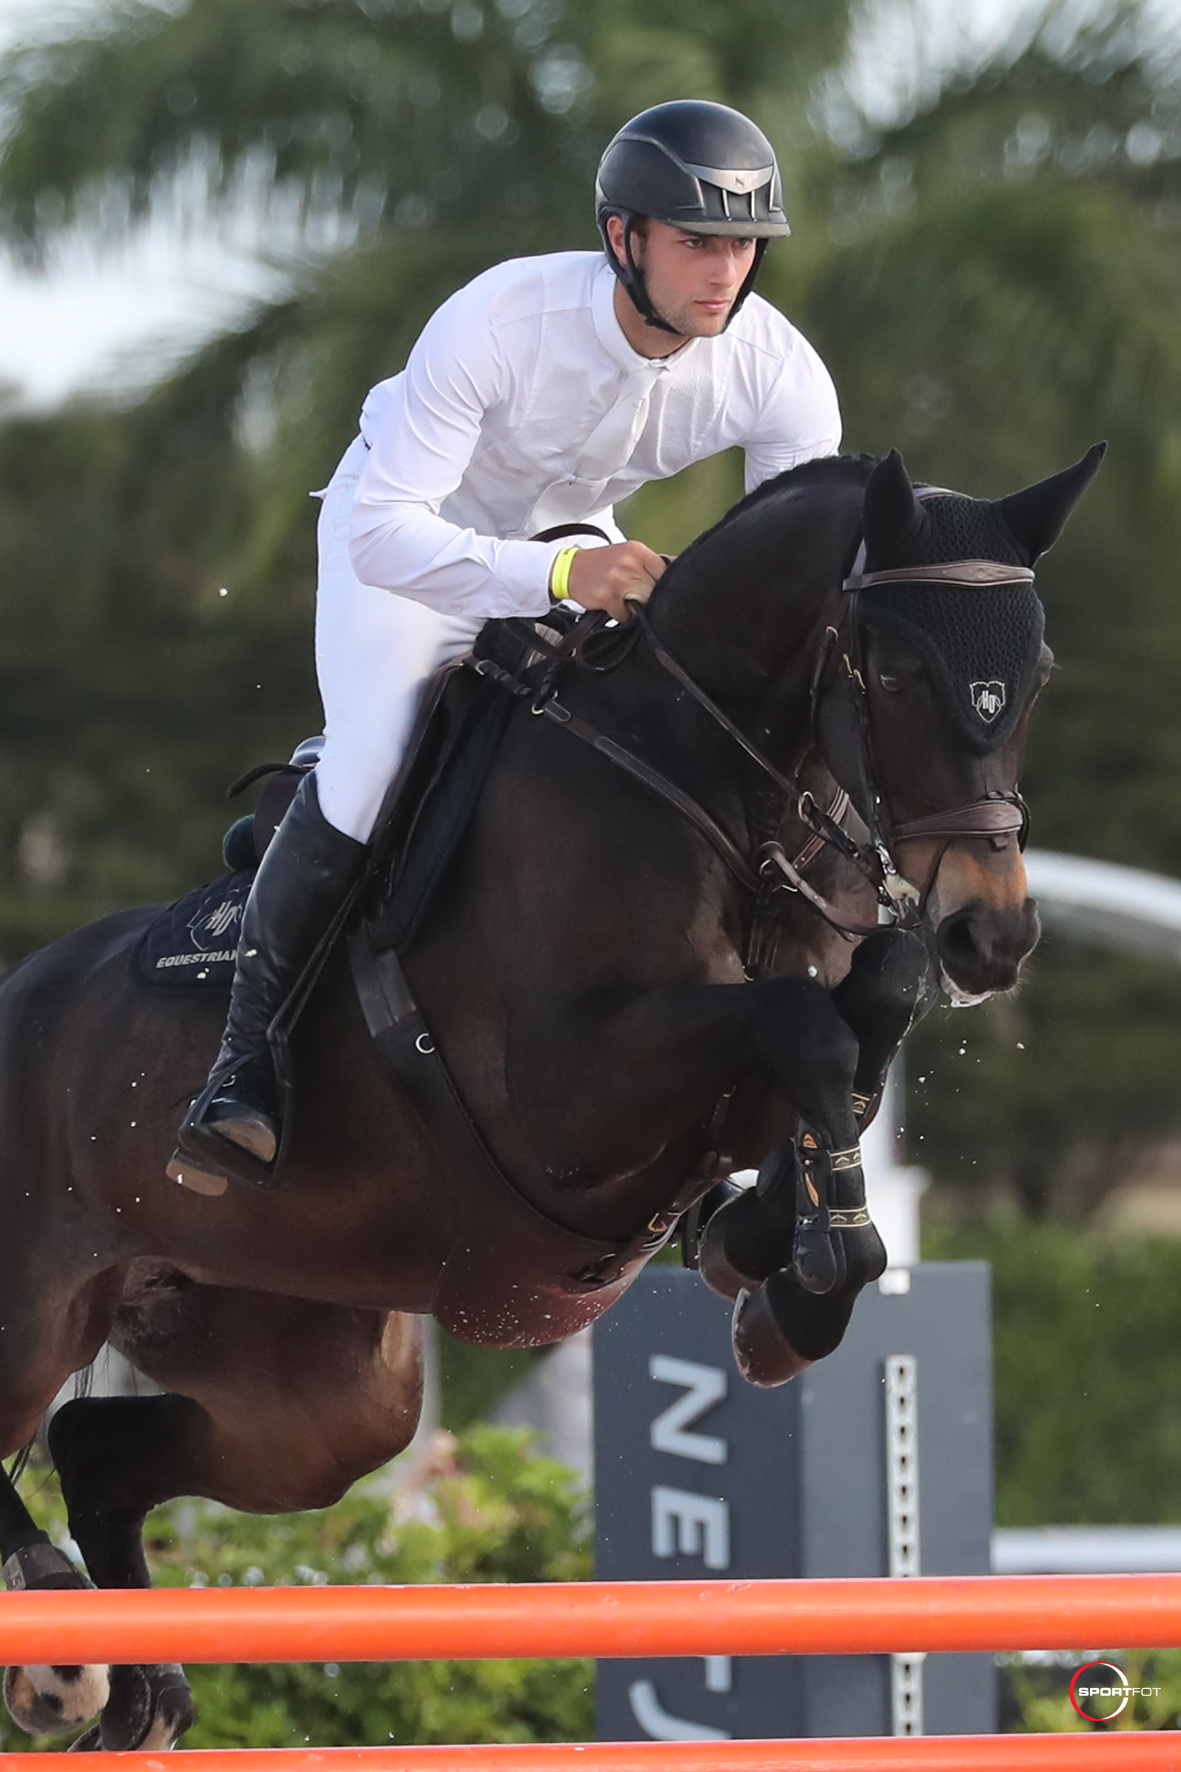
[313,439,483,843]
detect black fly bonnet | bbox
[846,489,1044,753]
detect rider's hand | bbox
[566,541,666,620]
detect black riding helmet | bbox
[595,99,791,336]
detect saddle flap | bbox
[363,662,517,954]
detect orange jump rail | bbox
[2,1578,1180,1767]
[1,1738,1181,1769]
[0,1574,1176,1665]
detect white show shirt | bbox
[347,250,841,622]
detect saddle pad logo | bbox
[137,870,254,989]
[969,680,1007,722]
[188,896,242,953]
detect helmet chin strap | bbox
[619,218,683,336]
[616,218,769,338]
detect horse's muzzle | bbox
[934,895,1041,999]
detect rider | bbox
[174,98,843,1188]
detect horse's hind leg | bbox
[47,1277,423,1751]
[45,1395,196,1754]
[0,1465,115,1741]
[0,1271,125,1742]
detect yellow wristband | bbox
[549,545,580,601]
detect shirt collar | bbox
[591,258,697,376]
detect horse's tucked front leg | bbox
[699,975,887,1386]
[832,928,940,1131]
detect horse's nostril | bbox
[938,913,978,969]
[936,899,1038,995]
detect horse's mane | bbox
[663,452,880,586]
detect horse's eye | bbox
[878,672,905,695]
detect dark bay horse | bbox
[0,445,1101,1750]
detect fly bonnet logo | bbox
[969,680,1007,723]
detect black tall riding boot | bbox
[172,774,366,1189]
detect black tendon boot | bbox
[170,775,366,1190]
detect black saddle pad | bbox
[134,871,253,990]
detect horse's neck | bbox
[652,484,861,761]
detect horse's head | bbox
[818,444,1105,1000]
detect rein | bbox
[473,547,1032,945]
[624,602,882,939]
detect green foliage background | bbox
[930,1217,1181,1526]
[1,1426,593,1753]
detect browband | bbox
[844,558,1036,591]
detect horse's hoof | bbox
[167,1150,229,1196]
[3,1662,110,1736]
[698,1210,755,1300]
[698,1178,791,1298]
[731,1286,813,1388]
[790,1227,842,1296]
[92,1663,194,1752]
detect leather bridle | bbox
[630,551,1033,939]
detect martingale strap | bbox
[475,633,855,907]
[754,839,881,941]
[543,701,761,889]
[471,649,762,891]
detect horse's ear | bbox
[862,448,929,567]
[994,442,1107,563]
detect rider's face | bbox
[612,217,758,342]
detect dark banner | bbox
[593,1262,994,1740]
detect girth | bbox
[347,929,720,1346]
